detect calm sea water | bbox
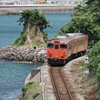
[44,14,71,39]
[0,14,71,100]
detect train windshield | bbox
[47,44,54,48]
[55,45,58,49]
[60,44,67,49]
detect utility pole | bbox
[84,56,89,82]
[34,46,37,68]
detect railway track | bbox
[50,66,74,100]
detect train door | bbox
[84,36,88,50]
[59,44,67,59]
[67,41,73,57]
[54,44,60,59]
[46,43,54,59]
[73,39,78,54]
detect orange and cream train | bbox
[46,33,88,65]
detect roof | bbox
[48,33,87,43]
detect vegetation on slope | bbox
[55,1,100,45]
[71,60,100,100]
[55,0,100,99]
[88,41,100,86]
[22,82,41,100]
[13,33,27,47]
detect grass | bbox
[22,82,42,100]
[32,40,42,47]
[13,34,27,47]
[70,59,100,100]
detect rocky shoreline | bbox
[0,46,46,63]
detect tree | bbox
[88,41,100,84]
[86,0,100,4]
[18,9,50,31]
[14,9,51,46]
[55,1,100,45]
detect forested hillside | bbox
[56,0,100,99]
[56,0,100,44]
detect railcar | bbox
[46,33,88,65]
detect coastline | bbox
[0,4,76,15]
[0,46,46,63]
[0,6,75,99]
[15,56,86,100]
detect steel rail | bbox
[59,67,74,100]
[50,66,74,100]
[50,67,62,100]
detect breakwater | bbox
[0,5,75,15]
[0,46,46,63]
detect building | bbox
[0,0,84,5]
[0,0,15,5]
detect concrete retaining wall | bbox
[25,69,43,100]
[25,69,41,85]
[30,69,41,80]
[0,5,75,15]
[34,93,43,100]
[15,68,43,100]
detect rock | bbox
[0,46,46,63]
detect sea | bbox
[0,14,71,100]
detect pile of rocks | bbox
[0,46,46,63]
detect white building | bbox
[0,0,14,5]
[0,0,84,5]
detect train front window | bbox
[55,45,58,49]
[47,44,54,48]
[60,44,67,49]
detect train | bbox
[46,33,88,65]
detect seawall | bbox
[15,68,42,100]
[0,5,76,15]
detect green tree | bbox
[18,9,50,31]
[55,1,100,87]
[18,9,51,42]
[14,9,51,46]
[88,41,100,84]
[55,1,100,45]
[86,0,100,4]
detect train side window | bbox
[68,44,72,50]
[74,42,76,47]
[60,44,67,49]
[78,40,84,46]
[55,45,58,49]
[47,44,54,48]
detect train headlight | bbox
[49,54,52,57]
[55,56,58,59]
[61,56,64,58]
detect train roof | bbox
[48,33,87,43]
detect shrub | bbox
[13,34,27,47]
[88,41,100,86]
[43,32,48,42]
[22,82,33,96]
[33,93,40,99]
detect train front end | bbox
[46,40,67,65]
